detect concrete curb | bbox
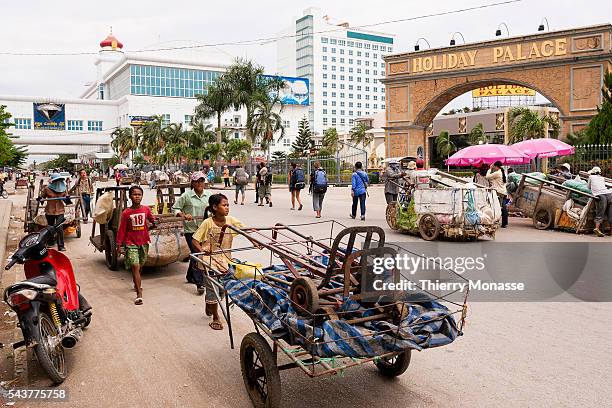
[0,200,13,273]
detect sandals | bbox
[209,321,223,330]
[134,297,143,305]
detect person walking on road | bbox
[232,164,249,205]
[350,161,369,221]
[40,173,70,251]
[253,163,261,204]
[486,161,509,228]
[223,166,230,188]
[116,186,157,305]
[173,172,211,294]
[587,166,612,237]
[383,160,404,204]
[69,169,94,223]
[289,163,305,210]
[309,161,327,218]
[258,162,272,207]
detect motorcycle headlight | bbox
[7,289,38,306]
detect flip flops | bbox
[209,321,223,330]
[134,297,143,305]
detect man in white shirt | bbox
[587,166,612,237]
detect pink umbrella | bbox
[511,138,575,159]
[445,144,531,166]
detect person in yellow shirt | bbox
[192,193,249,330]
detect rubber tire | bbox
[533,207,553,230]
[418,213,440,241]
[374,350,411,378]
[240,332,281,408]
[386,202,399,230]
[289,277,320,316]
[104,230,118,270]
[34,312,67,384]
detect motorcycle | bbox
[3,221,92,384]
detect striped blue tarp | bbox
[222,268,458,358]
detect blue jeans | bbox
[184,233,204,286]
[352,193,366,217]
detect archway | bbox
[382,24,612,165]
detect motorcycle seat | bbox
[27,273,57,287]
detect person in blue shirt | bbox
[350,161,369,221]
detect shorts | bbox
[124,244,149,268]
[204,269,225,304]
[258,184,271,199]
[235,184,245,193]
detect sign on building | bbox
[472,85,536,97]
[264,75,310,106]
[129,116,155,127]
[33,103,65,130]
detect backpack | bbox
[265,172,273,186]
[313,169,328,194]
[234,168,248,185]
[294,168,305,189]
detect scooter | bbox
[3,220,92,384]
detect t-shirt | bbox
[588,174,612,196]
[192,216,245,272]
[172,189,211,234]
[116,206,156,246]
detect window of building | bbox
[365,43,371,49]
[357,77,362,82]
[339,40,346,46]
[87,120,103,131]
[98,83,105,100]
[14,118,32,129]
[349,102,354,107]
[323,117,328,125]
[330,38,337,44]
[373,95,378,100]
[357,68,362,73]
[357,86,362,91]
[349,75,354,81]
[331,66,336,71]
[340,118,346,125]
[348,67,353,73]
[340,84,345,89]
[374,104,378,109]
[322,91,327,97]
[322,55,327,61]
[365,86,370,91]
[388,47,393,52]
[365,78,370,83]
[323,82,328,88]
[357,42,363,48]
[373,45,378,50]
[332,92,337,97]
[340,74,345,80]
[331,117,337,125]
[321,37,328,43]
[323,64,328,70]
[357,60,362,66]
[283,120,290,128]
[373,62,378,67]
[349,119,354,125]
[365,69,370,75]
[331,101,336,106]
[340,101,345,107]
[323,109,328,114]
[161,114,170,127]
[366,103,370,108]
[340,49,345,55]
[323,46,327,52]
[357,102,362,108]
[365,61,370,67]
[373,70,377,75]
[365,95,370,100]
[349,85,354,90]
[382,95,386,101]
[332,110,336,115]
[323,100,328,106]
[331,48,336,53]
[331,74,336,80]
[348,41,354,47]
[283,138,291,147]
[357,94,362,100]
[381,104,385,109]
[340,58,345,64]
[348,50,353,56]
[357,51,362,56]
[129,64,220,98]
[67,120,83,131]
[331,83,336,88]
[184,115,193,125]
[357,111,362,116]
[322,73,328,79]
[349,58,354,64]
[365,52,370,58]
[340,92,345,98]
[331,57,336,62]
[373,53,378,59]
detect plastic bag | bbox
[93,192,114,224]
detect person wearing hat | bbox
[172,171,212,293]
[40,173,70,251]
[587,166,612,237]
[558,163,573,180]
[383,160,405,204]
[404,160,419,187]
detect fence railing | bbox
[551,144,612,176]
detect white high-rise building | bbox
[277,7,395,136]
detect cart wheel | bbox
[313,306,339,327]
[533,207,553,230]
[418,213,440,241]
[104,230,118,270]
[240,332,281,408]
[289,277,320,316]
[387,303,409,325]
[386,202,399,230]
[374,350,411,378]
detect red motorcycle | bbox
[3,220,92,384]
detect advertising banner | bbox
[264,75,309,105]
[129,116,155,127]
[472,85,536,97]
[33,102,65,130]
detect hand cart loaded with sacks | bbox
[194,221,469,408]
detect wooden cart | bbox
[155,183,190,214]
[511,173,598,233]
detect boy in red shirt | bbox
[116,186,156,305]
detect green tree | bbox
[223,139,252,164]
[110,127,136,160]
[468,122,487,145]
[322,127,340,154]
[248,94,284,155]
[223,59,285,143]
[508,107,559,143]
[435,131,456,171]
[187,122,216,165]
[349,121,373,147]
[585,70,612,144]
[138,116,164,158]
[291,116,314,157]
[0,105,27,167]
[193,79,233,145]
[566,130,589,146]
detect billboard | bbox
[264,75,309,105]
[472,85,536,97]
[129,115,155,127]
[33,103,65,130]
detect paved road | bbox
[5,183,611,407]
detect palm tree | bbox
[193,79,233,145]
[187,122,216,165]
[435,131,456,171]
[110,127,136,160]
[138,116,165,158]
[468,122,488,145]
[349,122,374,147]
[508,107,560,143]
[248,94,285,157]
[322,127,340,154]
[224,59,285,143]
[223,139,252,164]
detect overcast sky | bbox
[0,0,609,109]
